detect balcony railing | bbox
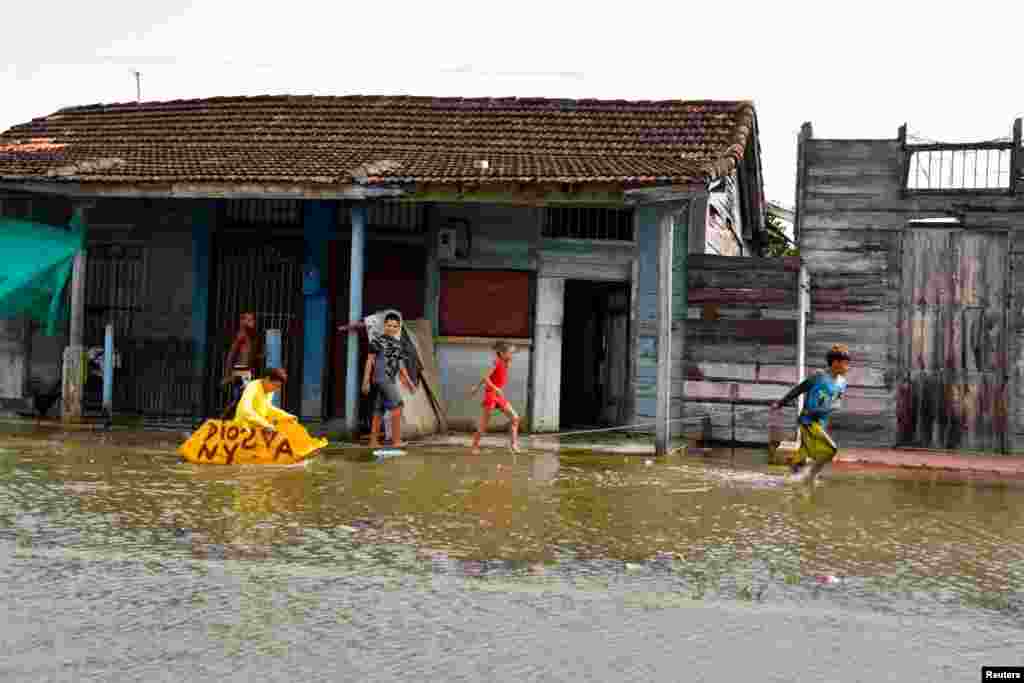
[902,119,1022,195]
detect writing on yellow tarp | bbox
[178,419,327,465]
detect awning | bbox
[0,214,83,335]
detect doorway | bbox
[896,228,1010,452]
[327,239,426,427]
[559,280,631,428]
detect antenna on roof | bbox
[132,70,142,103]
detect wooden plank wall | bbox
[681,254,801,443]
[797,127,1024,450]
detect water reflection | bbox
[2,433,1024,641]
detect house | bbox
[0,95,768,453]
[794,118,1024,452]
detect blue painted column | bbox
[302,201,336,420]
[191,202,213,417]
[633,205,660,423]
[345,204,367,436]
[102,322,114,422]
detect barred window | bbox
[543,207,634,241]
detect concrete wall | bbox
[0,320,30,403]
[437,340,531,432]
[431,203,537,430]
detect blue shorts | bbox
[372,381,404,416]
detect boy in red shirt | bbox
[468,342,520,455]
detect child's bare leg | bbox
[502,406,521,452]
[369,415,381,448]
[471,409,490,455]
[390,407,405,448]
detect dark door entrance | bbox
[327,240,426,424]
[896,228,1010,451]
[206,237,305,417]
[560,280,631,428]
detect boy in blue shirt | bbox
[771,344,850,484]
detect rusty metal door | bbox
[897,229,1010,451]
[206,237,304,416]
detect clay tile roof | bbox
[0,95,757,187]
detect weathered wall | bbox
[632,203,694,440]
[0,320,30,402]
[682,255,801,443]
[706,174,745,256]
[430,203,638,432]
[797,127,1024,450]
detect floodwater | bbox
[1,428,1023,682]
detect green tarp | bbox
[0,215,83,335]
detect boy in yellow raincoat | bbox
[233,367,296,433]
[771,344,850,484]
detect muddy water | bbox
[1,430,1023,681]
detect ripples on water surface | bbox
[1,430,1023,681]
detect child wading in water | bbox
[771,343,850,484]
[362,312,416,448]
[469,342,520,455]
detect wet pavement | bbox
[1,426,1023,681]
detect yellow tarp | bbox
[178,419,328,465]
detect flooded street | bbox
[2,428,1023,681]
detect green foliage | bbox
[764,211,798,258]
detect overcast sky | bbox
[2,1,1020,205]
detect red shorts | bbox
[482,392,510,413]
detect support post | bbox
[531,277,565,432]
[102,323,114,424]
[266,329,282,408]
[1011,118,1022,196]
[670,204,689,447]
[797,264,809,415]
[655,208,674,456]
[61,205,88,423]
[345,203,367,436]
[423,205,441,334]
[191,202,213,417]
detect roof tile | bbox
[0,95,756,186]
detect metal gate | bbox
[83,242,200,417]
[205,236,304,417]
[896,228,1010,451]
[83,243,143,413]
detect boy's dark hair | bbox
[266,368,288,384]
[826,343,850,364]
[384,312,401,323]
[493,341,511,354]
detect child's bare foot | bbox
[368,437,380,449]
[510,443,521,454]
[471,446,482,456]
[390,441,408,449]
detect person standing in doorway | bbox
[362,311,416,448]
[468,342,521,455]
[221,311,264,417]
